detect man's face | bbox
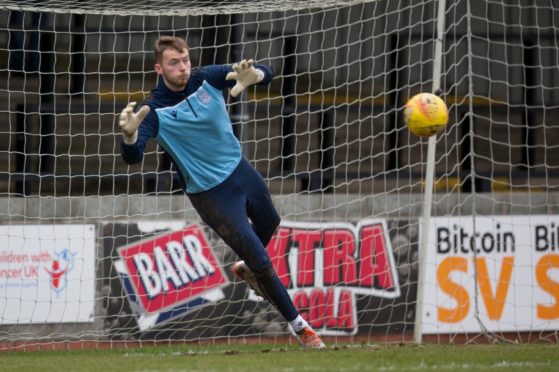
[155,48,191,91]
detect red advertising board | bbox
[117,225,228,315]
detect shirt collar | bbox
[156,77,187,98]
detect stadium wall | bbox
[1,192,557,343]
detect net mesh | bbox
[0,0,558,348]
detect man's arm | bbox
[199,61,274,94]
[118,102,157,164]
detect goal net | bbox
[1,0,558,349]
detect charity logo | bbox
[114,224,229,330]
[44,249,76,294]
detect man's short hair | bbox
[154,36,188,63]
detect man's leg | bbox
[231,160,325,349]
[243,173,280,247]
[190,175,324,349]
[189,179,297,321]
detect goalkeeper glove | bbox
[119,102,150,144]
[226,59,264,97]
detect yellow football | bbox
[404,93,449,137]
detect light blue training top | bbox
[120,64,274,193]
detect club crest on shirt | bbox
[197,89,211,105]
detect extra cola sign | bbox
[265,220,401,336]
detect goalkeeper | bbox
[118,36,324,349]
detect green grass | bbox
[2,343,559,371]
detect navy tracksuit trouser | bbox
[188,158,298,322]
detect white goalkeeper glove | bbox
[119,102,150,144]
[226,59,264,97]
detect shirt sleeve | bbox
[120,108,158,165]
[254,64,274,85]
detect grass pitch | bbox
[3,343,559,371]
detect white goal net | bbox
[0,0,558,349]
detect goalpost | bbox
[413,0,446,345]
[1,0,558,349]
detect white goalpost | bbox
[0,0,558,349]
[413,0,446,345]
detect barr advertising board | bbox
[422,215,559,334]
[113,224,230,331]
[0,224,96,324]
